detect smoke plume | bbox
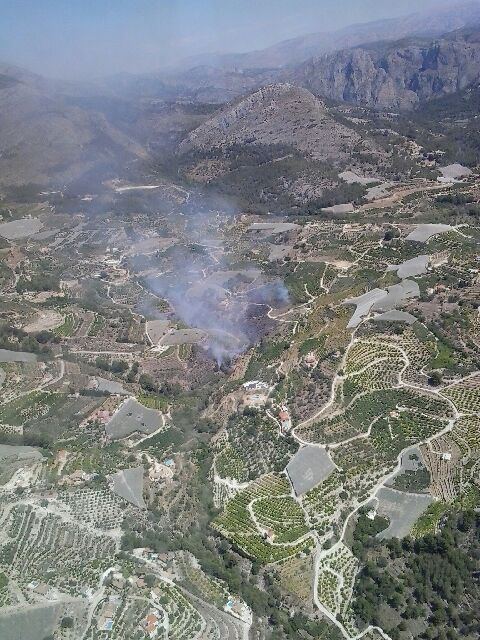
[140,205,289,364]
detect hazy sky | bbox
[0,0,457,79]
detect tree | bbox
[428,371,443,386]
[60,617,74,629]
[384,229,400,242]
[139,373,158,393]
[145,574,156,588]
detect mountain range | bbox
[174,1,480,70]
[1,2,480,189]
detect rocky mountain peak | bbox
[178,83,365,162]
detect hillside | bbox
[0,65,147,187]
[166,83,396,213]
[178,83,367,162]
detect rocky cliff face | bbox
[293,30,480,110]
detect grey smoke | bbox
[146,261,289,364]
[142,210,289,364]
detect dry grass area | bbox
[420,435,462,502]
[275,554,315,613]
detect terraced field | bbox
[214,309,477,639]
[0,504,116,593]
[213,474,314,563]
[317,544,359,636]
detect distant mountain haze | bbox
[0,64,146,187]
[173,1,480,71]
[98,2,480,109]
[0,0,457,79]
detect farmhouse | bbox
[241,381,270,406]
[30,581,50,596]
[304,351,318,369]
[111,572,126,590]
[143,611,161,637]
[84,396,121,426]
[431,251,449,268]
[97,598,120,631]
[61,469,93,486]
[278,409,292,433]
[243,380,269,392]
[224,596,252,624]
[148,461,174,483]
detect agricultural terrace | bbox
[443,374,480,413]
[418,416,480,509]
[213,474,314,563]
[252,495,310,543]
[215,445,249,484]
[275,554,315,612]
[302,471,344,541]
[215,412,298,482]
[214,315,464,580]
[153,581,205,640]
[0,504,116,594]
[176,551,230,608]
[84,588,153,640]
[0,391,67,427]
[296,325,451,443]
[316,543,359,637]
[58,487,127,530]
[298,387,451,447]
[175,550,252,634]
[452,415,480,486]
[53,311,81,337]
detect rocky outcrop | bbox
[294,30,480,110]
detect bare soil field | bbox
[0,217,43,240]
[23,310,64,333]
